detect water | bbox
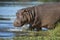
[0,2,43,39]
[0,2,26,39]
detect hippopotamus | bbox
[14,3,60,31]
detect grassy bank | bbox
[12,22,60,40]
[0,23,60,40]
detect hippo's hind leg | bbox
[47,24,56,29]
[41,20,56,29]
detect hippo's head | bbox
[14,10,28,27]
[14,8,32,27]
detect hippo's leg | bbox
[47,24,55,29]
[41,24,55,29]
[41,19,56,29]
[29,26,41,31]
[29,24,35,30]
[34,25,41,31]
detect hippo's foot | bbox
[47,24,55,29]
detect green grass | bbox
[12,23,60,40]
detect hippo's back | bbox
[36,3,60,29]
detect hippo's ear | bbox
[24,10,28,12]
[24,9,30,12]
